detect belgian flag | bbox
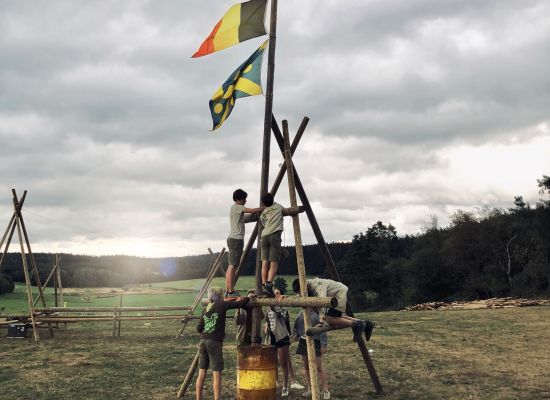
[192,0,267,58]
[209,40,268,130]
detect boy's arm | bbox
[320,331,328,349]
[243,207,265,214]
[197,311,205,333]
[225,297,251,310]
[282,206,304,216]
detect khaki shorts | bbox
[260,231,282,262]
[227,237,244,266]
[198,339,224,371]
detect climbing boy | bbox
[292,277,375,343]
[195,287,251,400]
[225,189,264,297]
[259,192,284,296]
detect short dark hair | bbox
[292,278,301,294]
[233,189,247,201]
[261,192,274,207]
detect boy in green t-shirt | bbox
[225,189,264,297]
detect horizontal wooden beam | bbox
[34,306,193,313]
[200,296,336,309]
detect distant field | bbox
[0,275,299,314]
[1,306,549,399]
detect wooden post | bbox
[0,191,27,270]
[177,349,200,398]
[272,118,384,394]
[112,306,117,338]
[12,190,54,337]
[252,0,279,346]
[282,120,320,400]
[175,248,225,340]
[234,116,309,283]
[13,207,39,341]
[118,294,123,337]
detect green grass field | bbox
[0,276,298,314]
[1,280,550,399]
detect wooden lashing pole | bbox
[282,120,321,400]
[12,189,54,337]
[34,254,62,307]
[252,0,278,344]
[118,294,123,337]
[177,350,200,398]
[233,117,309,284]
[271,118,384,394]
[13,198,39,341]
[0,191,27,270]
[175,248,226,340]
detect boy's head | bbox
[233,189,248,203]
[261,192,274,207]
[292,278,301,294]
[208,287,224,303]
[292,278,312,296]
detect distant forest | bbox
[1,176,549,310]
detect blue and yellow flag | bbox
[209,39,268,130]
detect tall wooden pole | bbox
[253,0,279,342]
[282,120,320,400]
[234,117,309,283]
[13,206,39,341]
[0,191,27,270]
[12,190,54,337]
[271,118,384,394]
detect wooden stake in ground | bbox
[282,119,320,400]
[13,201,39,341]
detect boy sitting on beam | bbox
[292,278,375,342]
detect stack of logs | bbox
[403,297,550,311]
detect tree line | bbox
[1,176,549,310]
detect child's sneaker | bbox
[351,320,365,342]
[323,390,331,399]
[364,320,376,341]
[291,382,305,390]
[281,387,289,397]
[262,284,275,297]
[224,290,241,298]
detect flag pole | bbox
[253,0,278,340]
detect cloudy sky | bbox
[1,0,549,257]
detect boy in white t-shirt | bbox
[225,189,264,297]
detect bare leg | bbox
[225,265,236,292]
[325,315,360,328]
[278,346,290,389]
[288,352,297,384]
[316,355,329,392]
[195,368,207,400]
[267,261,278,282]
[261,260,269,285]
[213,371,222,400]
[301,355,310,388]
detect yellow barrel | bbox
[237,345,277,400]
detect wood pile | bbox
[403,297,550,311]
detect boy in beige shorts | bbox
[259,192,284,297]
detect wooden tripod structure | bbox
[178,1,382,397]
[0,189,54,341]
[176,115,383,398]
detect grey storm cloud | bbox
[0,0,549,256]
